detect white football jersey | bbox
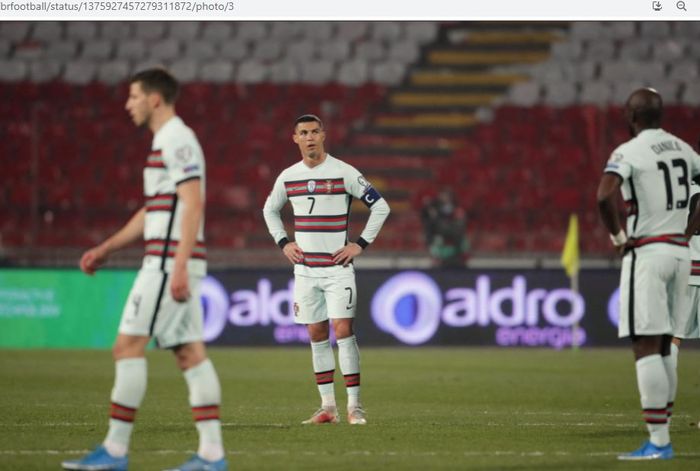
[263,154,390,277]
[689,183,700,285]
[141,116,206,276]
[604,128,700,257]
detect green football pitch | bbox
[2,347,700,470]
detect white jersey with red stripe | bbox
[604,128,700,258]
[688,183,700,285]
[141,116,207,276]
[263,154,390,277]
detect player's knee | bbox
[333,321,354,339]
[173,343,206,370]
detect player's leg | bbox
[326,272,364,424]
[159,276,227,471]
[296,275,338,424]
[62,270,160,470]
[618,254,674,461]
[665,258,690,423]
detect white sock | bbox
[338,335,361,410]
[663,343,679,422]
[104,358,147,457]
[636,354,670,447]
[311,339,336,408]
[184,359,224,462]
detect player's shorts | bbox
[118,269,203,348]
[293,271,357,324]
[618,251,689,338]
[674,284,700,339]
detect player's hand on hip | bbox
[170,266,190,302]
[79,246,108,275]
[333,242,362,266]
[283,242,304,264]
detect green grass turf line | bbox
[1,348,699,470]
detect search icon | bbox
[677,0,687,10]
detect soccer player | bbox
[597,88,700,460]
[62,69,227,471]
[262,114,390,425]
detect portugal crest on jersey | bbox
[307,180,316,193]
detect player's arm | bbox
[263,176,302,264]
[79,207,146,275]
[170,178,203,302]
[686,192,700,240]
[597,173,627,253]
[333,173,391,266]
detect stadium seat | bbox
[236,60,267,83]
[97,60,131,85]
[100,22,132,40]
[169,59,199,83]
[45,40,78,60]
[66,22,98,41]
[218,39,248,61]
[151,38,181,61]
[336,22,369,41]
[32,22,63,42]
[183,40,217,60]
[200,60,235,83]
[116,39,147,61]
[29,60,61,82]
[0,60,27,81]
[82,40,113,60]
[202,22,234,41]
[168,22,201,41]
[319,40,351,62]
[237,23,268,41]
[133,22,167,41]
[0,22,31,41]
[63,61,97,84]
[371,62,406,86]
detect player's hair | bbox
[130,68,179,105]
[294,114,324,130]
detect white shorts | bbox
[618,251,689,338]
[118,269,204,348]
[675,285,700,339]
[293,272,357,324]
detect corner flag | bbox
[560,214,579,278]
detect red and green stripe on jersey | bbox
[295,214,348,233]
[301,252,337,267]
[628,233,688,249]
[146,149,165,168]
[692,261,700,277]
[284,178,345,197]
[145,239,207,260]
[145,193,175,212]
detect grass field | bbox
[2,347,700,470]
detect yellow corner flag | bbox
[561,214,580,278]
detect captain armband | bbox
[360,187,382,208]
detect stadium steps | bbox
[333,22,572,253]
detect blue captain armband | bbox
[360,187,382,207]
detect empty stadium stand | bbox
[2,21,700,266]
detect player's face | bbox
[293,122,326,160]
[125,82,153,128]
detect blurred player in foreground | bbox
[597,88,700,460]
[263,114,390,425]
[62,69,227,471]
